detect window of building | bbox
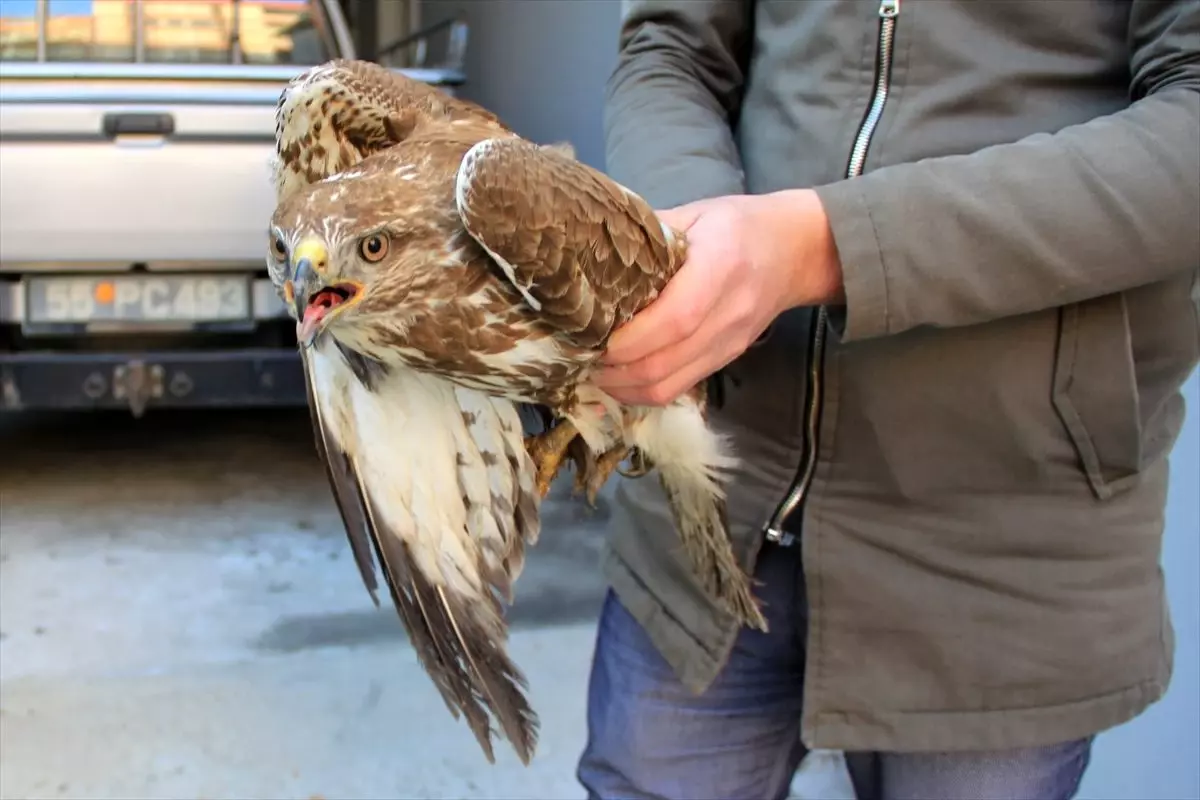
[0,0,332,65]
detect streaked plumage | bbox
[268,59,763,765]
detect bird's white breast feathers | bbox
[308,341,539,602]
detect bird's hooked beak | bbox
[287,237,363,348]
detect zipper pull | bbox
[880,0,899,18]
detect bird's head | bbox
[267,147,462,349]
[269,228,371,346]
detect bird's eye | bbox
[359,233,389,263]
[270,234,288,261]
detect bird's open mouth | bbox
[297,281,363,346]
[303,282,361,325]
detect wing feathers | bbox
[454,137,688,348]
[435,582,537,764]
[301,348,378,602]
[356,470,503,761]
[306,350,538,764]
[451,387,542,605]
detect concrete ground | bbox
[0,406,851,799]
[1,376,1197,799]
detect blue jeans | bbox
[576,542,1093,800]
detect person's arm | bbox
[604,0,754,209]
[813,0,1200,343]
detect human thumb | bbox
[655,201,708,233]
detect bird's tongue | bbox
[297,302,330,343]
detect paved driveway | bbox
[1,374,1196,798]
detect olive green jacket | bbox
[602,0,1200,752]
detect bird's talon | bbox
[615,448,652,479]
[580,444,640,505]
[525,419,580,498]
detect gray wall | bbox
[420,0,622,170]
[1079,373,1200,799]
[421,2,1200,795]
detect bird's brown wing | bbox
[454,137,687,350]
[274,58,509,193]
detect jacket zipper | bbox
[764,0,901,545]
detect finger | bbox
[595,303,747,404]
[656,203,705,232]
[602,257,719,366]
[595,309,724,390]
[604,336,743,407]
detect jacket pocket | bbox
[1051,292,1144,499]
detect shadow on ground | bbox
[0,407,613,677]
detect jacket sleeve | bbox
[603,0,753,209]
[814,0,1200,343]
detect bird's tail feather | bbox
[630,394,768,632]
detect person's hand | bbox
[594,188,844,407]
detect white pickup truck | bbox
[0,0,464,415]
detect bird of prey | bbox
[268,59,764,765]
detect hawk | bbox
[268,59,763,765]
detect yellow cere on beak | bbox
[290,236,331,321]
[292,237,329,272]
[289,235,365,348]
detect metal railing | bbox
[376,16,468,77]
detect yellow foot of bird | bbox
[582,445,636,508]
[564,440,657,508]
[567,436,597,499]
[524,419,579,498]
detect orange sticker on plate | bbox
[94,281,116,304]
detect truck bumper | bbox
[0,348,306,414]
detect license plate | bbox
[24,275,252,324]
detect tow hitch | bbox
[112,360,164,418]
